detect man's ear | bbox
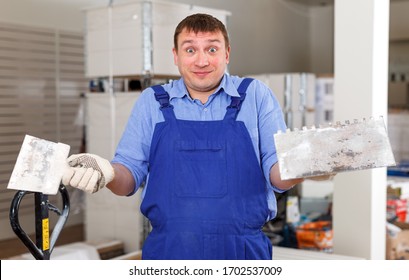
[172,48,178,66]
[226,45,231,64]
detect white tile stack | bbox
[249,73,316,129]
[388,110,409,163]
[315,76,334,125]
[84,0,231,78]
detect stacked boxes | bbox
[386,179,409,259]
[315,76,334,124]
[388,111,409,163]
[249,73,316,129]
[84,0,231,78]
[386,222,409,260]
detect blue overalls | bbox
[141,78,272,260]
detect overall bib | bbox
[141,78,272,260]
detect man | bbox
[63,13,304,259]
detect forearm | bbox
[269,163,304,191]
[107,163,136,196]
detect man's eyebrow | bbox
[180,38,222,47]
[180,40,194,47]
[208,39,222,43]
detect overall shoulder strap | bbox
[151,84,176,121]
[224,78,254,120]
[237,77,254,95]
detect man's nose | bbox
[195,51,209,67]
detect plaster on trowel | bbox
[274,116,396,180]
[7,135,70,195]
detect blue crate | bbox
[388,160,409,177]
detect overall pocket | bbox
[174,140,227,197]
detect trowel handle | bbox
[9,184,70,260]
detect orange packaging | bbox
[296,221,333,251]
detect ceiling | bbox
[286,0,409,7]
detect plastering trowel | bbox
[8,134,71,260]
[274,116,396,180]
[7,134,70,195]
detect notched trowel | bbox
[274,116,396,180]
[7,134,70,195]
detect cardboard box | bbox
[86,239,125,260]
[111,250,142,260]
[386,222,409,260]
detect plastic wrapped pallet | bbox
[83,0,231,78]
[249,73,316,129]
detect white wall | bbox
[0,0,96,32]
[310,5,334,74]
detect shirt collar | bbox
[168,73,241,100]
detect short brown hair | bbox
[173,13,229,50]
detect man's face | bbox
[173,29,230,100]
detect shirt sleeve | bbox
[254,80,287,193]
[252,80,287,220]
[111,88,159,196]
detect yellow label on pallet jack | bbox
[42,218,50,251]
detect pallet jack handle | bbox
[9,184,70,260]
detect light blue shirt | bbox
[112,73,287,220]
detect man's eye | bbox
[209,47,217,53]
[186,48,195,53]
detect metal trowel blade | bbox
[274,116,396,180]
[7,135,70,195]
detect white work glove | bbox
[62,153,114,194]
